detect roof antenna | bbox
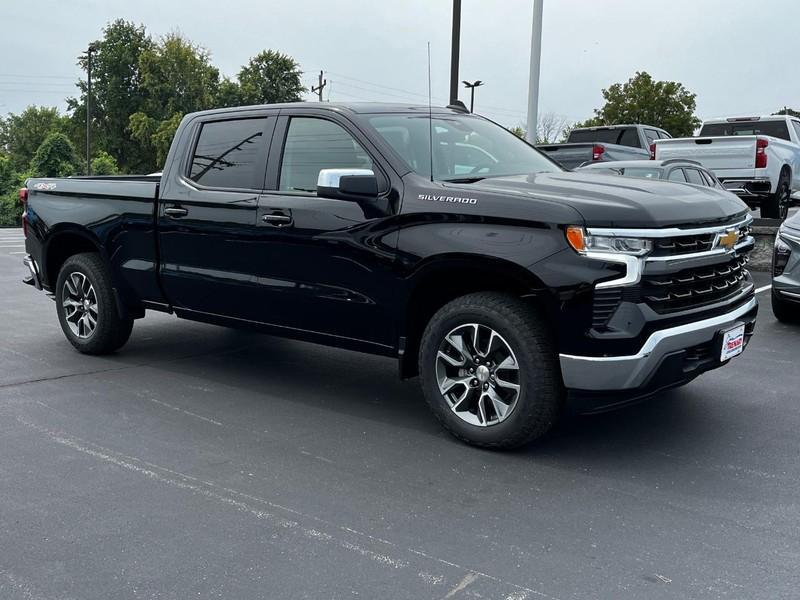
[427,41,434,183]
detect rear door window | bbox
[643,129,660,146]
[667,168,687,182]
[684,168,705,185]
[618,128,641,148]
[189,118,269,189]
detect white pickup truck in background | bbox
[653,115,800,220]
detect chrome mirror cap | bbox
[317,168,375,189]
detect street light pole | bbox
[449,0,461,105]
[85,44,97,175]
[462,80,484,113]
[525,0,544,144]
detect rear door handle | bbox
[164,206,189,218]
[262,212,293,227]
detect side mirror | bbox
[317,168,378,201]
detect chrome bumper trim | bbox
[559,296,757,391]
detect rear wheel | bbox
[772,290,800,324]
[418,292,563,449]
[761,173,791,220]
[55,253,133,354]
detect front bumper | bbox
[23,254,42,290]
[560,295,757,392]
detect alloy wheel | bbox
[62,272,98,339]
[435,323,521,427]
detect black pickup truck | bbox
[21,102,758,448]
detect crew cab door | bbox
[251,110,400,351]
[157,112,275,317]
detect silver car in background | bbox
[773,211,800,322]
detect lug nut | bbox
[471,379,478,387]
[483,383,489,390]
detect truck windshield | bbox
[700,120,791,140]
[367,114,561,182]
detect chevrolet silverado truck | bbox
[653,115,800,220]
[21,102,757,448]
[537,124,671,169]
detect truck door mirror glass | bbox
[317,168,378,201]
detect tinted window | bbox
[618,128,641,148]
[685,168,705,185]
[279,118,373,193]
[667,169,687,182]
[190,118,267,189]
[644,129,660,145]
[568,127,639,147]
[699,120,791,140]
[658,130,672,139]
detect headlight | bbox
[774,233,792,276]
[565,226,652,256]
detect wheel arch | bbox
[398,254,555,379]
[42,226,105,289]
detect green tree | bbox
[91,151,119,175]
[582,71,701,137]
[236,50,304,105]
[0,106,69,172]
[129,33,220,169]
[67,19,155,173]
[30,133,78,178]
[773,107,800,118]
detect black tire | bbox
[55,253,133,354]
[418,292,563,449]
[761,172,791,221]
[772,290,800,324]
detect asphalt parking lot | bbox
[1,227,799,600]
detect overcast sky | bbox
[2,0,798,129]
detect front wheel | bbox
[55,253,133,354]
[418,292,563,449]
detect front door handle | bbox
[262,213,293,227]
[164,206,189,218]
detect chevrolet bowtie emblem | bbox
[717,230,739,251]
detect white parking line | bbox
[755,284,772,294]
[8,251,26,255]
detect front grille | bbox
[652,233,715,256]
[641,255,749,313]
[649,222,752,258]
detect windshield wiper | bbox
[440,176,487,183]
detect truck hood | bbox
[469,172,749,228]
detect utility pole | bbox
[525,0,543,144]
[463,80,483,113]
[311,70,327,102]
[449,0,461,105]
[84,43,98,175]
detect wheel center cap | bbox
[475,365,491,383]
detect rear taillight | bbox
[592,145,605,161]
[755,138,768,169]
[649,143,656,160]
[19,187,28,237]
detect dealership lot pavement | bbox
[1,227,799,600]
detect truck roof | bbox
[186,102,469,119]
[703,115,799,124]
